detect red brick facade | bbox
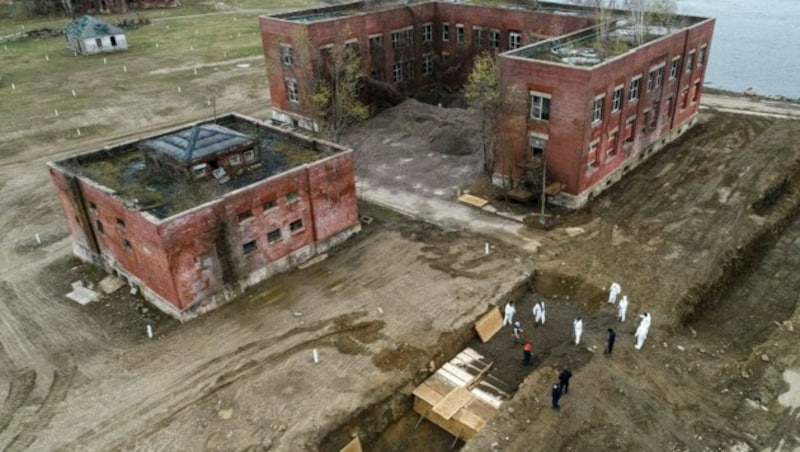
[49,115,360,319]
[261,1,714,207]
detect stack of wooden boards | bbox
[412,347,510,441]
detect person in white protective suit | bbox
[618,295,629,322]
[503,301,516,327]
[634,313,651,350]
[608,282,621,304]
[532,301,546,326]
[573,316,584,345]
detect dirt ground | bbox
[2,24,800,449]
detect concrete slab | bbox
[98,275,126,294]
[66,284,99,305]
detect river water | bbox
[677,0,799,98]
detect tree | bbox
[571,0,618,45]
[309,43,370,144]
[624,0,679,45]
[464,52,500,175]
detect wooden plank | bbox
[441,363,474,385]
[454,406,489,432]
[427,373,457,396]
[475,307,503,343]
[339,436,362,452]
[458,193,489,208]
[412,382,445,405]
[432,387,472,420]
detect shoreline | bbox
[703,86,800,104]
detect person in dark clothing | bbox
[522,343,533,366]
[551,383,562,411]
[558,369,572,395]
[606,328,616,355]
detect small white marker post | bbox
[155,42,159,48]
[123,65,127,72]
[190,45,194,52]
[45,54,49,61]
[11,83,15,90]
[103,57,107,64]
[146,324,153,339]
[76,128,81,136]
[224,51,228,57]
[177,86,182,93]
[54,109,59,117]
[35,233,42,245]
[312,348,319,364]
[193,68,197,75]
[71,89,76,97]
[485,243,490,255]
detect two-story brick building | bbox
[49,114,360,319]
[259,1,714,208]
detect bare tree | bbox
[464,51,500,175]
[571,0,618,44]
[624,0,679,45]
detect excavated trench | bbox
[318,273,608,451]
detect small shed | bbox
[64,15,128,55]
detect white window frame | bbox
[698,44,707,66]
[422,53,433,76]
[529,91,551,121]
[669,56,680,79]
[509,31,522,50]
[629,75,641,102]
[655,66,664,88]
[243,149,256,162]
[280,43,293,66]
[647,70,656,92]
[229,154,242,166]
[592,94,604,124]
[490,29,501,49]
[285,79,299,103]
[442,23,450,42]
[422,22,433,42]
[611,85,623,113]
[456,24,465,43]
[393,63,403,82]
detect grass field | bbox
[0,0,318,159]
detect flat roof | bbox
[56,115,344,220]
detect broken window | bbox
[442,23,450,42]
[263,199,277,211]
[403,59,415,80]
[592,96,604,124]
[698,45,706,66]
[670,57,680,79]
[607,130,619,157]
[393,63,403,82]
[611,86,623,113]
[369,34,382,52]
[229,154,242,166]
[422,23,433,42]
[243,149,256,162]
[456,24,465,43]
[286,192,300,204]
[686,50,695,73]
[96,38,102,48]
[267,229,281,243]
[391,27,413,49]
[122,238,132,250]
[280,43,294,66]
[242,240,257,255]
[423,53,433,76]
[656,67,664,88]
[647,70,656,92]
[490,30,501,50]
[238,210,254,222]
[509,31,522,50]
[290,219,304,233]
[285,79,299,103]
[116,218,126,231]
[110,36,117,47]
[95,219,104,234]
[629,76,641,102]
[586,141,600,172]
[89,201,97,213]
[693,81,701,102]
[624,116,636,143]
[529,92,551,121]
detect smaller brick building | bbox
[49,114,360,319]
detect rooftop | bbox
[58,115,342,221]
[63,15,125,39]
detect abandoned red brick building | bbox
[260,1,714,207]
[49,114,360,319]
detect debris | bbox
[676,345,685,352]
[218,408,233,419]
[66,281,99,305]
[292,311,303,317]
[35,233,42,245]
[359,215,374,224]
[98,275,126,294]
[312,348,319,363]
[564,227,586,237]
[377,307,384,315]
[782,321,793,332]
[760,354,770,363]
[146,324,153,339]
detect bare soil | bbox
[1,39,800,451]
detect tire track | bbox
[0,369,36,435]
[4,366,76,452]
